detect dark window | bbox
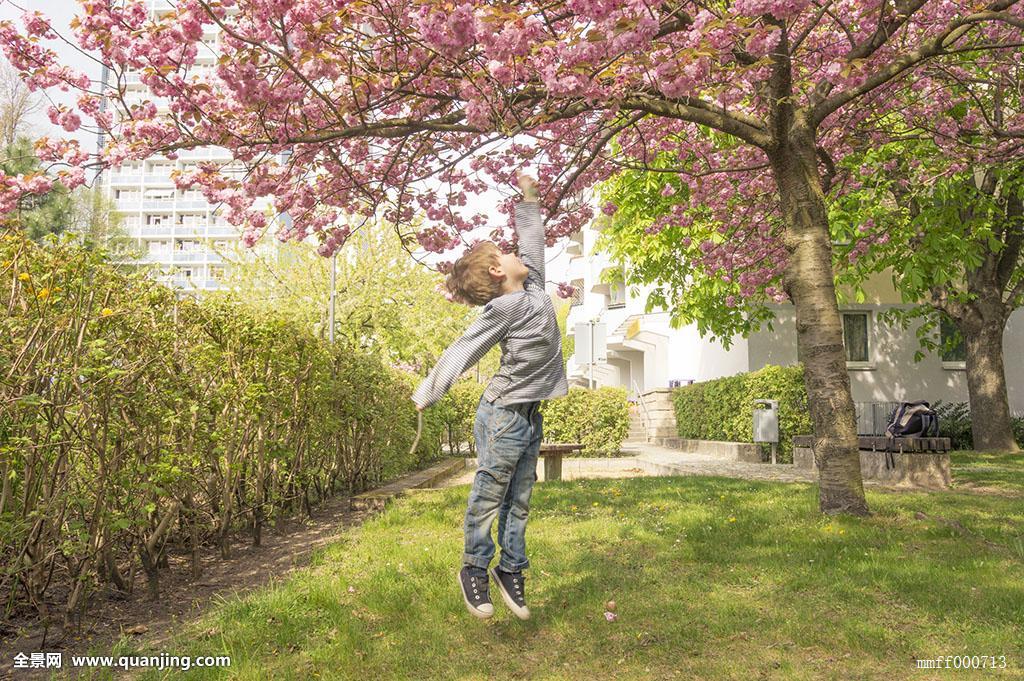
[842,312,869,362]
[940,317,966,362]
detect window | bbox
[147,240,169,253]
[842,312,870,363]
[940,317,967,363]
[178,213,205,227]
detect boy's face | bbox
[489,246,528,285]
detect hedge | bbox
[539,386,630,457]
[671,364,812,463]
[0,230,445,623]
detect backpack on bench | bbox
[883,401,939,468]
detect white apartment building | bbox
[565,215,1024,419]
[101,1,268,293]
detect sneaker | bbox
[458,566,493,619]
[489,566,530,620]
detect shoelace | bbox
[504,572,525,601]
[469,573,489,602]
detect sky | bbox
[0,0,575,287]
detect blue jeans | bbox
[462,395,543,573]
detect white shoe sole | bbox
[489,567,530,620]
[458,572,493,619]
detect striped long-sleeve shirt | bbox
[412,200,569,409]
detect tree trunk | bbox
[962,318,1020,452]
[771,132,870,517]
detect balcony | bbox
[140,225,173,236]
[177,199,212,210]
[566,230,584,257]
[208,226,238,237]
[173,251,206,262]
[591,266,624,294]
[108,174,142,185]
[142,174,175,185]
[142,200,174,210]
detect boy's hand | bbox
[516,171,539,201]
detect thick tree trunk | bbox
[771,133,870,517]
[961,318,1020,452]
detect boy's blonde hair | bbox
[445,241,504,306]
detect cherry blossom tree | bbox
[2,0,1023,514]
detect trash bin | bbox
[753,399,780,464]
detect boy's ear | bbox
[488,262,506,281]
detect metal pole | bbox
[589,320,594,390]
[328,251,336,344]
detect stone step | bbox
[350,458,469,512]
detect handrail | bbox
[632,379,650,440]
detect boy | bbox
[411,172,568,620]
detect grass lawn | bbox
[83,456,1022,681]
[949,450,1024,496]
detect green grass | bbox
[950,450,1024,496]
[76,462,1023,681]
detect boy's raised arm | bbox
[411,299,512,410]
[514,200,545,290]
[514,173,544,290]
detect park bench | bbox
[539,443,585,481]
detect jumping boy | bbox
[411,172,568,620]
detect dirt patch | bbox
[1,494,376,680]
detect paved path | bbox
[438,441,819,488]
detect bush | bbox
[932,401,1024,450]
[433,379,485,456]
[539,386,630,457]
[931,401,973,450]
[671,364,812,463]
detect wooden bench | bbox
[540,443,585,481]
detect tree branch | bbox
[808,2,1020,127]
[618,92,770,148]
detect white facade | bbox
[565,218,1024,416]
